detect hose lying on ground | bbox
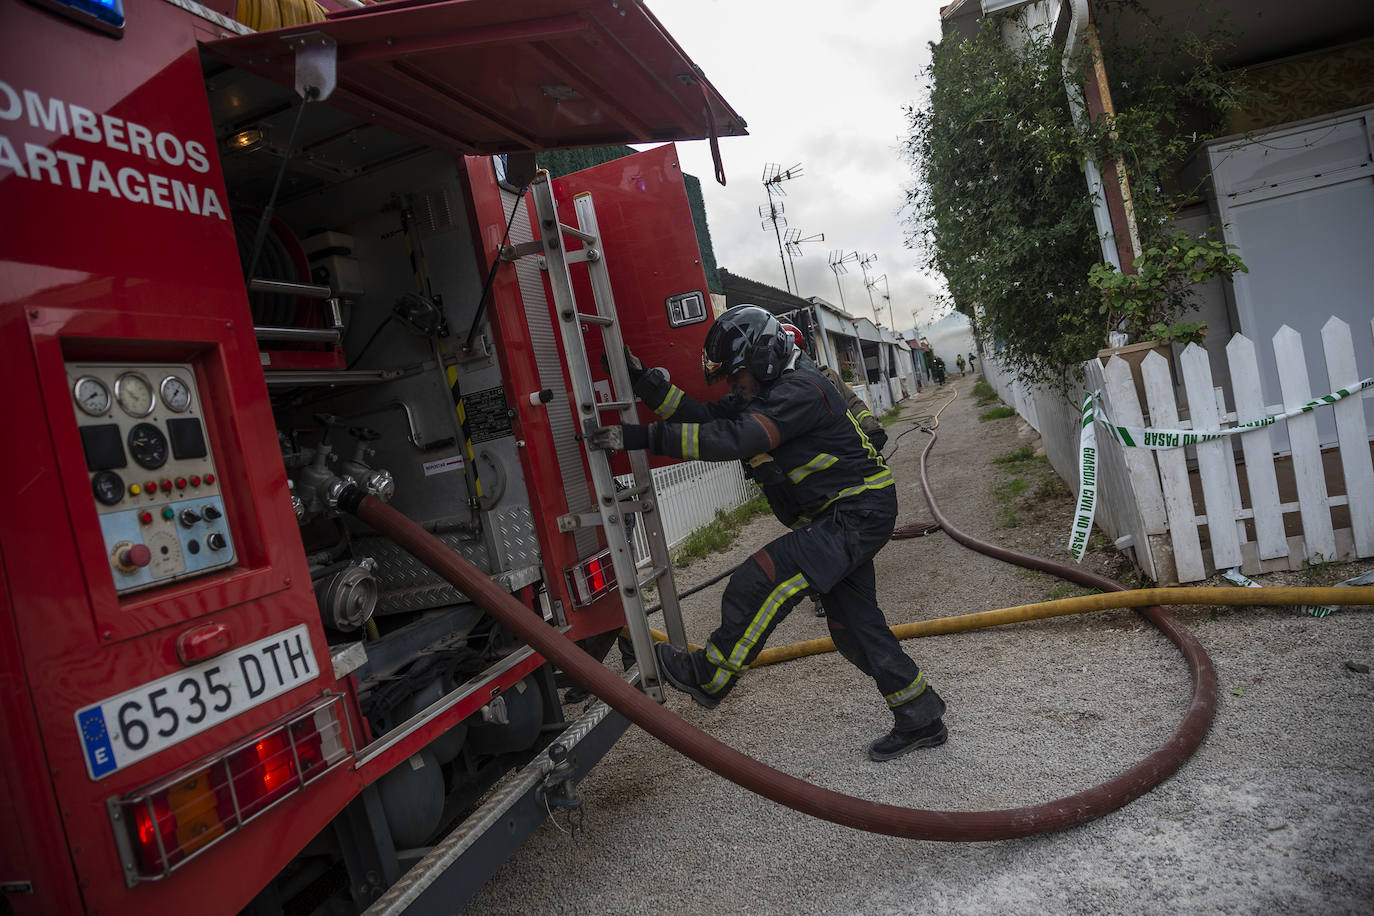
[336,435,1370,841]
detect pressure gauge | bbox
[73,376,112,416]
[127,423,169,469]
[160,375,192,412]
[114,371,156,417]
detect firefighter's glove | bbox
[623,347,671,403]
[623,346,647,383]
[586,423,650,452]
[869,427,889,451]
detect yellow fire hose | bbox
[642,584,1374,665]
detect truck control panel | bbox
[66,361,236,593]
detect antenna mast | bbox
[783,228,825,295]
[761,162,804,293]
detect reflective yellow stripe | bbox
[794,468,895,527]
[722,573,808,671]
[854,409,873,422]
[886,672,928,707]
[679,423,700,459]
[702,643,738,694]
[848,411,879,461]
[655,385,684,419]
[702,668,733,694]
[787,453,838,484]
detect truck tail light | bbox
[566,548,617,607]
[110,695,350,884]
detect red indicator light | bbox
[588,557,607,592]
[160,479,172,492]
[190,475,201,486]
[139,511,153,525]
[176,622,232,665]
[145,480,157,493]
[205,473,215,485]
[176,477,188,489]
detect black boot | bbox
[869,688,947,762]
[653,643,734,710]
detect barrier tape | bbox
[1068,393,1098,561]
[1069,376,1372,563]
[1094,378,1373,451]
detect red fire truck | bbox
[0,0,744,912]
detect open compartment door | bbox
[549,143,721,449]
[204,0,746,161]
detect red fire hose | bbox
[337,421,1219,840]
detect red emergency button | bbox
[118,544,151,569]
[160,479,173,492]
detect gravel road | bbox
[466,373,1374,916]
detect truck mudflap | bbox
[361,670,638,915]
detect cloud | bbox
[638,0,951,329]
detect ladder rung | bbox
[574,312,614,326]
[637,565,669,590]
[558,222,597,244]
[587,400,634,412]
[617,483,651,500]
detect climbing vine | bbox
[903,4,1247,390]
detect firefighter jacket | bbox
[633,365,891,528]
[817,364,883,440]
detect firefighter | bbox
[589,305,946,761]
[778,322,887,452]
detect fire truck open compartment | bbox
[2,0,744,911]
[201,51,595,898]
[193,23,733,911]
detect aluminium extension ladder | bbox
[509,169,689,700]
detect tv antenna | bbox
[858,253,879,321]
[827,250,859,308]
[761,162,804,292]
[783,228,825,295]
[866,273,891,328]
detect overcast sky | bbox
[637,0,956,336]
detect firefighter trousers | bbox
[699,488,934,710]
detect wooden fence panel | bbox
[1226,333,1287,560]
[1273,326,1336,563]
[1141,351,1204,582]
[1103,356,1167,533]
[1178,344,1244,569]
[1085,359,1153,576]
[1321,316,1374,557]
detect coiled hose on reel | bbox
[335,426,1372,840]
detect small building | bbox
[716,270,913,412]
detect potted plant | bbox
[1088,229,1246,406]
[1089,229,1247,350]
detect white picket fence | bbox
[617,459,759,563]
[1089,317,1374,584]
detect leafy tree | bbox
[903,7,1246,389]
